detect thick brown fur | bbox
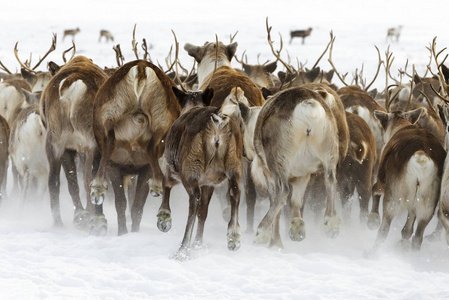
[40,55,108,229]
[200,66,265,107]
[91,59,181,235]
[158,94,243,260]
[369,111,446,250]
[337,112,376,223]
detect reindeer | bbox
[40,56,108,232]
[0,115,9,202]
[9,104,48,201]
[289,28,312,44]
[184,40,265,106]
[63,28,80,41]
[239,61,280,89]
[159,86,242,260]
[99,30,114,42]
[90,60,181,236]
[368,110,445,250]
[337,112,376,223]
[437,104,449,244]
[338,86,386,168]
[386,26,403,43]
[182,39,265,221]
[251,86,341,248]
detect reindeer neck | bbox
[198,55,230,87]
[385,117,412,143]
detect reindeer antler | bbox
[15,33,57,72]
[62,41,76,63]
[165,30,180,74]
[327,31,349,87]
[113,44,125,67]
[427,37,449,99]
[266,17,295,76]
[0,61,12,74]
[384,46,396,112]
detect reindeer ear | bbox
[413,74,422,84]
[374,110,389,130]
[21,68,35,85]
[264,61,277,74]
[184,43,204,63]
[438,104,447,127]
[306,67,320,82]
[172,86,187,107]
[326,69,334,82]
[226,42,238,61]
[403,107,426,124]
[242,63,251,74]
[442,64,449,83]
[47,61,61,76]
[261,87,272,100]
[202,88,214,106]
[278,71,286,82]
[367,88,377,99]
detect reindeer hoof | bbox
[89,214,108,236]
[149,179,163,197]
[73,209,91,231]
[254,227,271,245]
[90,178,107,205]
[324,215,340,239]
[227,229,241,251]
[289,218,306,241]
[425,231,442,242]
[150,190,160,197]
[222,206,231,222]
[157,209,172,232]
[367,213,381,230]
[172,246,191,261]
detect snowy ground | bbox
[1,0,449,299]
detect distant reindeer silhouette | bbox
[386,25,402,42]
[290,28,312,44]
[63,27,80,41]
[99,30,114,42]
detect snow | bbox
[1,0,449,299]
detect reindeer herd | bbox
[0,20,449,260]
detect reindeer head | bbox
[184,41,237,87]
[374,110,421,144]
[171,86,214,114]
[184,41,237,65]
[242,61,278,88]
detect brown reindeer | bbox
[0,115,9,202]
[240,61,280,89]
[183,40,264,221]
[90,60,180,236]
[41,56,108,232]
[338,86,386,170]
[251,86,341,248]
[99,30,114,42]
[290,28,312,44]
[63,28,80,41]
[436,104,449,244]
[369,110,446,250]
[159,87,242,260]
[337,112,376,223]
[184,41,265,107]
